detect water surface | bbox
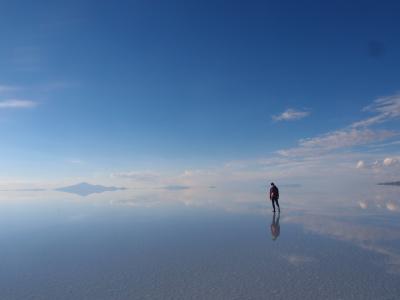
[0,186,399,299]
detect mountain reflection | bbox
[1,183,399,275]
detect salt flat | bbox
[0,186,399,299]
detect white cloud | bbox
[278,93,400,158]
[0,99,37,109]
[386,202,399,212]
[359,201,368,209]
[35,92,398,193]
[383,157,399,167]
[273,108,310,121]
[352,94,400,128]
[354,156,400,180]
[278,129,395,157]
[356,160,366,169]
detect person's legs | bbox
[275,199,280,211]
[272,199,276,212]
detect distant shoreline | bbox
[377,181,400,186]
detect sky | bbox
[0,0,399,188]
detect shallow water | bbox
[0,186,399,299]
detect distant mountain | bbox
[55,182,126,196]
[377,181,400,186]
[162,185,190,191]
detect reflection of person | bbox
[269,182,280,212]
[270,212,280,240]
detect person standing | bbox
[269,182,280,212]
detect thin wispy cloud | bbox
[67,159,84,164]
[273,108,310,121]
[368,140,400,149]
[278,94,400,157]
[352,94,400,128]
[278,129,395,157]
[0,99,37,109]
[103,95,400,191]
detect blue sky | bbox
[0,0,399,186]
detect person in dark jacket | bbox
[269,182,280,212]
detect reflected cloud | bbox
[286,214,400,273]
[0,188,47,192]
[286,215,400,242]
[281,255,316,266]
[361,244,400,274]
[358,201,368,209]
[386,202,399,212]
[1,180,400,276]
[111,196,163,208]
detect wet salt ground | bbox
[0,198,399,299]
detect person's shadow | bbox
[270,212,280,241]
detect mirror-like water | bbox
[0,186,399,299]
